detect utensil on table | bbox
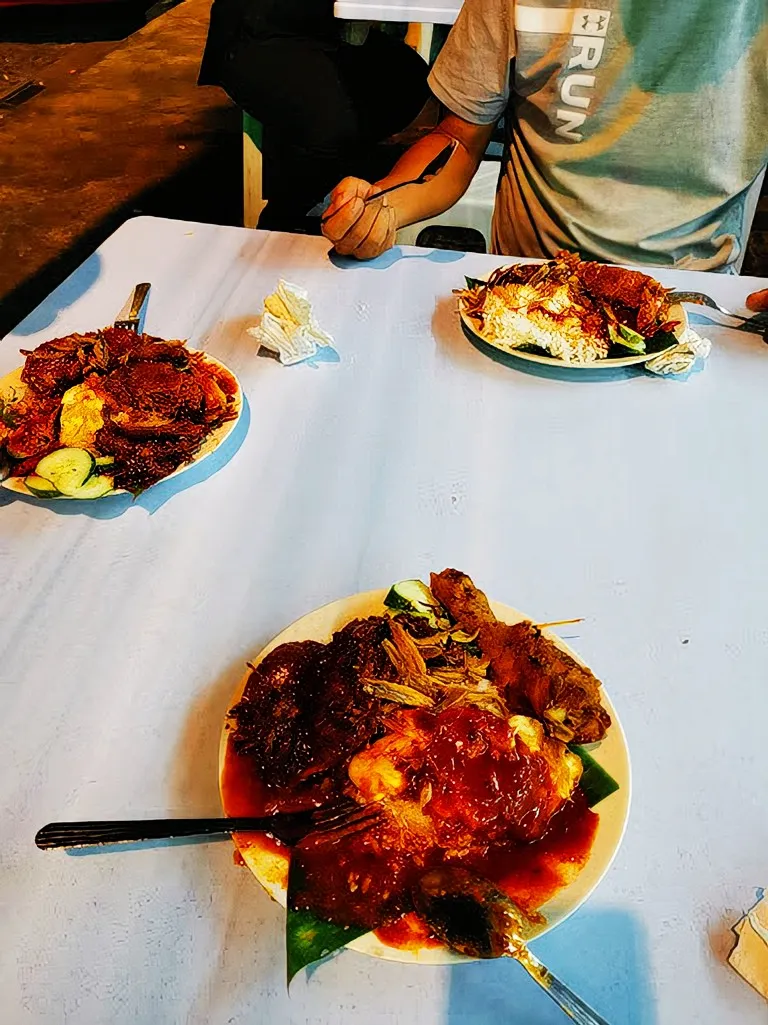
[321,140,458,225]
[414,867,611,1025]
[113,282,151,332]
[669,291,768,340]
[35,799,380,850]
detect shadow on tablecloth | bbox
[444,906,656,1025]
[328,245,466,272]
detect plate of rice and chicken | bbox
[457,251,687,368]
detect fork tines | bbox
[311,800,382,840]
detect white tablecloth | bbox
[335,0,461,23]
[1,217,767,1025]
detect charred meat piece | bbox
[430,569,610,744]
[229,617,394,790]
[96,426,203,492]
[91,357,236,491]
[20,329,190,398]
[93,327,190,370]
[20,334,94,398]
[96,362,206,425]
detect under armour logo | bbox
[582,14,606,32]
[573,8,611,37]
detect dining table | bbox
[334,0,461,24]
[1,214,767,1025]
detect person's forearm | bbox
[374,118,495,229]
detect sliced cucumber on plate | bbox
[384,579,443,626]
[35,448,95,496]
[31,447,115,499]
[67,474,115,499]
[24,474,61,499]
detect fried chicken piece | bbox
[490,621,611,744]
[430,570,610,744]
[229,617,394,790]
[577,260,670,334]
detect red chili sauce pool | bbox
[221,731,598,950]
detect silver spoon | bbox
[414,867,611,1025]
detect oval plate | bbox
[0,351,243,499]
[458,275,687,369]
[219,589,631,965]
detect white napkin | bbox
[730,892,768,1002]
[248,280,335,366]
[645,327,712,376]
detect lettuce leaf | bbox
[286,858,369,983]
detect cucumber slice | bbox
[570,744,620,807]
[24,474,61,499]
[35,448,95,496]
[95,455,115,468]
[608,322,646,354]
[66,475,115,500]
[384,580,442,626]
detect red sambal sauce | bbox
[220,724,599,950]
[367,791,597,950]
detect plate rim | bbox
[0,348,243,499]
[458,268,687,368]
[219,587,632,966]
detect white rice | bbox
[474,285,610,363]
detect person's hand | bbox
[746,288,768,312]
[322,177,398,260]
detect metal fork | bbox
[35,799,381,850]
[113,282,151,332]
[669,290,768,336]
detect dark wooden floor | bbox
[0,0,243,337]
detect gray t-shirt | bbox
[429,0,767,270]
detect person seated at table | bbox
[198,0,431,230]
[322,0,768,272]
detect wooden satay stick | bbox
[535,618,584,629]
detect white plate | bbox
[0,351,243,498]
[219,589,631,965]
[458,273,688,369]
